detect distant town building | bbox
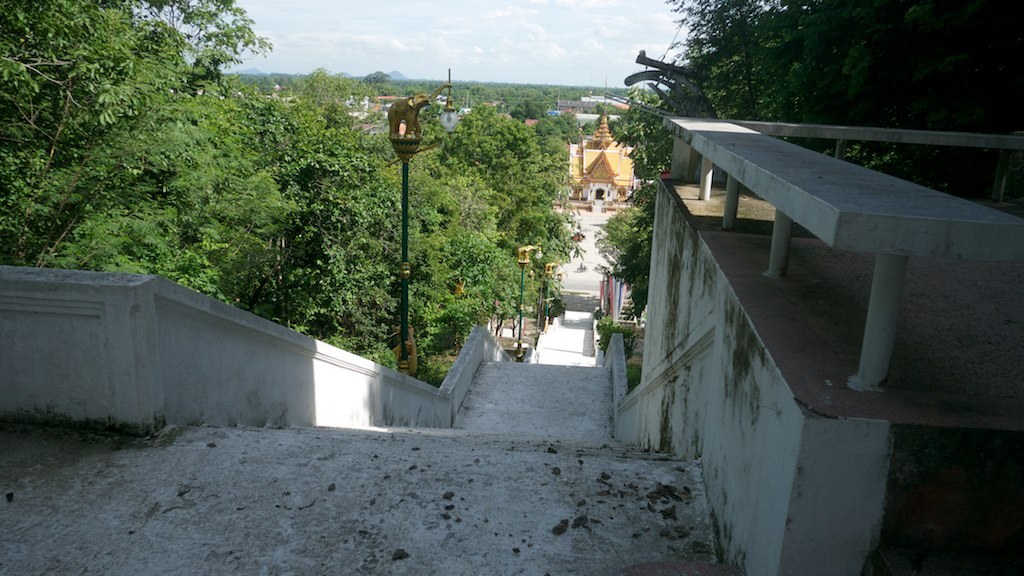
[556,96,628,115]
[568,114,635,209]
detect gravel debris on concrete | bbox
[0,423,715,575]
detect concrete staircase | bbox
[455,362,612,441]
[0,422,720,575]
[534,310,598,367]
[0,315,739,575]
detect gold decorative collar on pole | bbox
[389,137,423,163]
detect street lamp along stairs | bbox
[388,70,459,376]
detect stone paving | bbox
[536,311,597,367]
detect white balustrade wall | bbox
[0,266,506,433]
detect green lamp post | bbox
[388,71,458,375]
[542,262,555,332]
[516,244,542,362]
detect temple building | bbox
[568,114,635,209]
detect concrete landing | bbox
[455,362,612,442]
[536,311,597,367]
[0,423,715,575]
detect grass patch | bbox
[416,355,456,387]
[626,358,643,392]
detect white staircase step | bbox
[455,362,613,442]
[0,423,716,575]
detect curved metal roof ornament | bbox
[625,50,717,118]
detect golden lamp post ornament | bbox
[389,70,459,376]
[515,244,542,362]
[387,70,459,161]
[542,261,556,332]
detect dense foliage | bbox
[238,73,629,118]
[597,0,1022,321]
[1,0,573,375]
[671,0,1024,195]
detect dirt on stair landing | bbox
[0,423,716,576]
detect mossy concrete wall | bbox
[615,182,890,575]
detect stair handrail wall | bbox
[0,266,500,433]
[620,118,1024,575]
[439,326,511,426]
[602,332,628,432]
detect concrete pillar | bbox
[700,156,714,201]
[722,175,740,231]
[851,253,909,391]
[765,210,792,278]
[670,137,692,181]
[834,139,848,161]
[992,149,1010,202]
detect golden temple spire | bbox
[590,113,614,149]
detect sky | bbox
[231,0,684,87]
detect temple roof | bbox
[586,152,617,181]
[568,113,635,190]
[587,114,615,149]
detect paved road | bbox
[560,210,613,298]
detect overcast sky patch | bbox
[232,0,681,86]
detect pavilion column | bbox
[670,137,698,182]
[699,156,714,201]
[722,175,740,231]
[851,253,909,390]
[765,210,793,278]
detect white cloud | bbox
[234,0,681,86]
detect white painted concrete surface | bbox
[536,310,597,367]
[667,117,1024,389]
[667,118,1024,261]
[0,423,717,575]
[455,362,612,443]
[615,183,891,576]
[0,266,504,432]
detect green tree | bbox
[244,96,399,361]
[669,0,1024,195]
[51,88,292,299]
[1,1,591,374]
[441,105,572,255]
[671,0,770,118]
[0,0,186,267]
[290,68,371,129]
[509,99,547,120]
[363,71,392,85]
[534,112,582,158]
[137,0,271,85]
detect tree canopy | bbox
[596,0,1023,320]
[1,0,574,378]
[671,0,1024,133]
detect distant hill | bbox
[233,68,411,80]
